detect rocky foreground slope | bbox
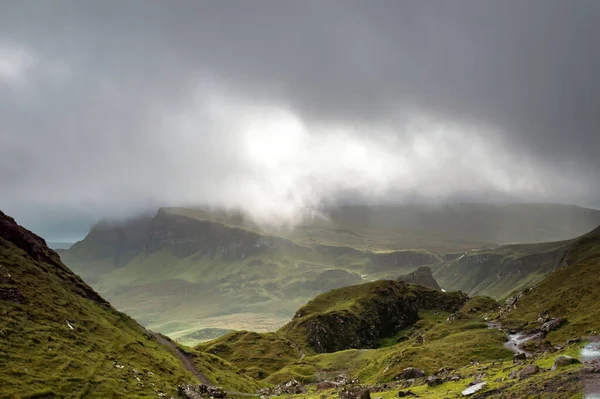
[0,210,196,397]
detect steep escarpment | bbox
[279,280,468,353]
[434,240,570,299]
[0,210,194,397]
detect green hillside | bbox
[60,203,600,345]
[503,225,600,343]
[0,210,196,397]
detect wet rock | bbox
[339,386,371,399]
[551,355,580,371]
[426,376,443,386]
[540,318,567,334]
[461,381,487,396]
[566,338,582,345]
[401,368,425,379]
[513,353,526,362]
[398,391,417,397]
[518,364,540,378]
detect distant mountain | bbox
[0,210,194,397]
[60,203,600,343]
[62,208,440,344]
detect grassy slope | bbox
[434,240,570,299]
[0,211,195,398]
[61,204,600,344]
[504,226,600,343]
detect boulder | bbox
[401,367,425,379]
[398,391,417,397]
[178,384,210,399]
[518,364,540,378]
[461,381,487,396]
[207,387,227,398]
[340,386,371,399]
[541,318,567,334]
[551,355,580,371]
[426,376,443,386]
[513,353,526,362]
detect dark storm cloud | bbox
[1,0,599,240]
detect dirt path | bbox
[148,330,215,386]
[148,329,259,397]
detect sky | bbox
[1,1,599,241]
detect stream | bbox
[582,340,600,399]
[489,323,600,398]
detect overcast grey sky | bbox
[1,1,599,241]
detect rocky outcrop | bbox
[397,266,441,290]
[178,384,228,398]
[400,368,426,380]
[282,281,468,353]
[258,379,306,397]
[552,355,580,371]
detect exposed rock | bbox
[285,280,468,353]
[426,376,443,386]
[178,385,227,399]
[0,287,25,303]
[518,364,540,378]
[339,386,371,399]
[551,355,580,371]
[316,381,336,391]
[566,338,582,345]
[401,367,425,380]
[513,353,526,362]
[461,381,487,396]
[397,266,441,290]
[258,379,306,396]
[316,375,357,391]
[398,390,417,397]
[540,318,567,334]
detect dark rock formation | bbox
[283,280,468,353]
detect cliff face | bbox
[280,280,468,354]
[397,266,441,290]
